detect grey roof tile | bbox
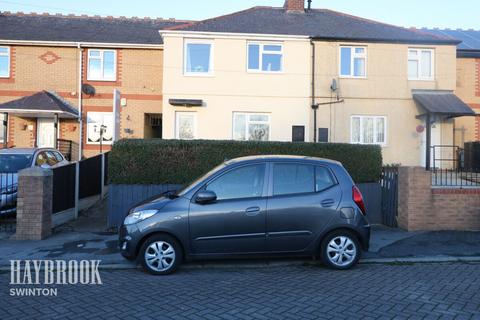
[169,7,459,44]
[0,12,189,45]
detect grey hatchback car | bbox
[119,155,370,275]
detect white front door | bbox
[37,118,56,148]
[420,121,441,168]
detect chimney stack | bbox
[284,0,305,12]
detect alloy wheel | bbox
[326,236,357,267]
[144,241,176,272]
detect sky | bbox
[0,0,478,30]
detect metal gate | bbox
[380,167,399,227]
[0,172,17,232]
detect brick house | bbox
[425,29,480,146]
[0,12,187,158]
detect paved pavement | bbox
[1,263,479,319]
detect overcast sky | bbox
[0,0,478,29]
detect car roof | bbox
[0,147,57,155]
[224,155,341,166]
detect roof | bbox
[168,7,459,45]
[422,28,480,57]
[0,91,79,118]
[0,12,189,45]
[413,91,475,116]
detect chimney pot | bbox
[284,0,305,12]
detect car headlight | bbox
[123,209,158,226]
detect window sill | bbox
[339,75,367,79]
[247,70,284,75]
[183,72,214,77]
[86,78,117,82]
[408,78,435,82]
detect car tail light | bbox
[352,185,366,215]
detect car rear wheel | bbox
[320,230,360,270]
[139,234,183,275]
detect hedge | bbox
[108,139,383,185]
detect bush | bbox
[108,139,383,184]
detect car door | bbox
[266,162,341,252]
[188,163,268,255]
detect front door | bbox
[37,118,56,148]
[420,120,441,168]
[188,163,268,255]
[266,163,341,252]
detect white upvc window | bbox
[340,46,367,78]
[87,49,116,81]
[86,112,114,145]
[0,46,10,78]
[184,39,213,75]
[351,115,387,145]
[408,48,434,80]
[233,112,271,141]
[247,42,283,73]
[175,112,197,139]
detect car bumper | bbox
[358,224,371,251]
[119,224,142,260]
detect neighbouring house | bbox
[160,0,474,167]
[0,12,188,158]
[423,28,480,148]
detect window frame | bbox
[350,115,387,146]
[232,112,271,141]
[175,111,197,140]
[201,163,268,202]
[408,48,434,81]
[0,46,10,78]
[0,113,6,143]
[183,39,214,76]
[87,49,117,82]
[86,111,114,145]
[246,42,284,74]
[268,162,338,198]
[339,46,367,79]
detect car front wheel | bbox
[139,234,183,275]
[320,230,361,270]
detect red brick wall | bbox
[284,0,305,11]
[397,167,480,231]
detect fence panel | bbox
[380,167,399,227]
[79,154,102,199]
[52,163,76,214]
[357,183,382,224]
[0,172,17,232]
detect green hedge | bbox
[108,139,383,184]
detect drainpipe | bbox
[310,40,317,142]
[77,43,83,161]
[54,113,59,149]
[2,112,7,148]
[425,113,431,171]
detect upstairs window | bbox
[184,40,213,75]
[408,48,434,80]
[351,115,386,145]
[87,49,116,81]
[340,46,366,78]
[247,43,283,73]
[0,47,10,78]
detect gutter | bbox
[0,39,164,49]
[311,36,461,46]
[160,30,310,41]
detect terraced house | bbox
[161,0,474,167]
[0,12,187,158]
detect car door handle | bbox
[321,199,335,208]
[245,206,261,216]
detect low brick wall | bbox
[398,167,480,231]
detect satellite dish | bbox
[330,79,338,92]
[82,84,96,96]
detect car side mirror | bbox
[195,190,217,204]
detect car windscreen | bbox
[0,154,34,173]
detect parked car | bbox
[119,155,370,275]
[0,148,69,215]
